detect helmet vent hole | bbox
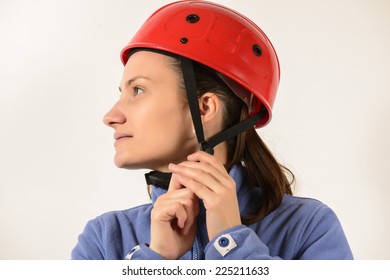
[252,44,262,56]
[180,37,189,44]
[186,14,200,23]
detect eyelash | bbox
[133,86,145,96]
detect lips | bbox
[114,132,133,141]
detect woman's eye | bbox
[134,86,145,96]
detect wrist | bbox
[149,242,179,260]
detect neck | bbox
[212,141,228,165]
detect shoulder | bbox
[280,195,353,259]
[260,195,353,259]
[262,194,345,241]
[89,202,153,231]
[281,195,330,213]
[276,195,339,227]
[279,195,351,255]
[72,203,153,259]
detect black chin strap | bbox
[180,57,215,155]
[145,56,266,189]
[208,106,266,148]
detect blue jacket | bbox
[71,165,353,260]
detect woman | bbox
[72,0,353,260]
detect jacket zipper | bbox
[192,237,199,260]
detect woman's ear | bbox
[198,93,221,125]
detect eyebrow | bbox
[118,75,152,92]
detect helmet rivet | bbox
[186,14,200,23]
[180,37,189,44]
[252,44,262,56]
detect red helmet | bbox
[120,0,280,128]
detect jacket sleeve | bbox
[204,205,353,260]
[125,244,166,260]
[71,213,153,260]
[71,219,105,260]
[205,225,282,260]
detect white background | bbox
[0,0,389,260]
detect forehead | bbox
[123,51,172,77]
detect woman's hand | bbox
[168,151,242,240]
[149,174,199,260]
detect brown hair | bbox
[168,56,294,225]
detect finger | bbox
[162,186,194,199]
[194,160,231,184]
[175,203,188,229]
[185,153,234,188]
[167,172,184,193]
[171,193,199,234]
[161,202,188,229]
[182,196,199,235]
[182,219,197,236]
[175,173,215,202]
[175,161,224,181]
[155,189,199,233]
[187,151,227,175]
[169,162,232,193]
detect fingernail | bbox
[168,163,177,170]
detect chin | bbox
[114,158,138,169]
[114,155,171,172]
[114,154,151,170]
[114,154,133,169]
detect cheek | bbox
[135,95,190,133]
[132,101,177,133]
[135,102,195,153]
[143,105,192,141]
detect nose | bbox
[103,101,126,128]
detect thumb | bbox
[167,172,184,193]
